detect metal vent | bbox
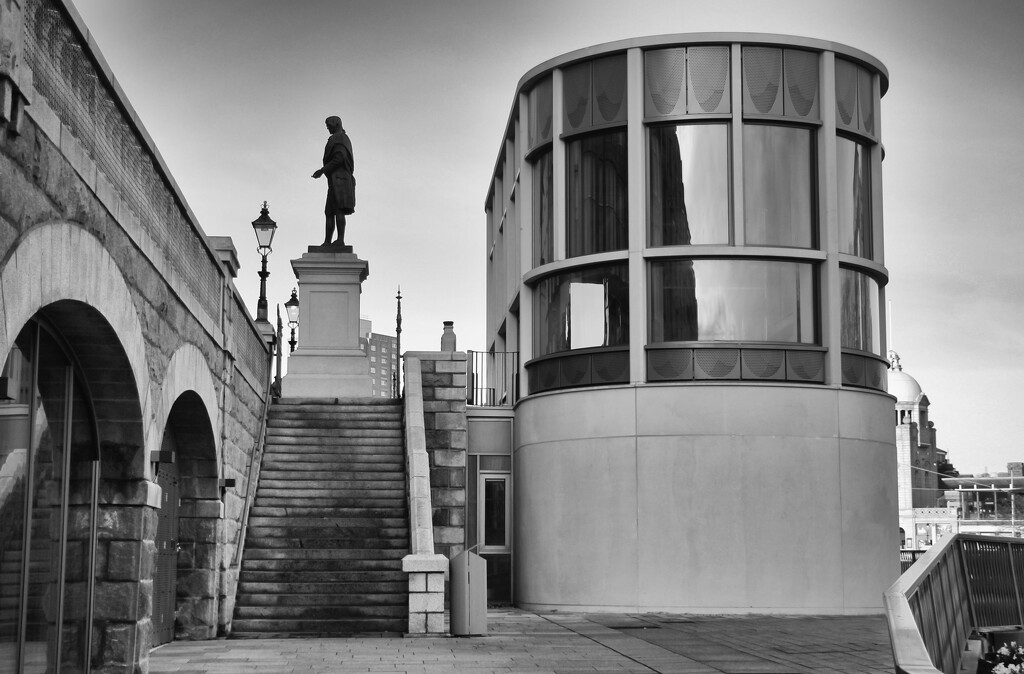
[784,49,818,118]
[531,359,560,393]
[563,62,591,132]
[835,59,858,128]
[593,351,629,383]
[687,46,730,114]
[841,353,866,387]
[645,48,686,117]
[560,354,591,387]
[741,350,785,380]
[786,350,825,382]
[694,349,740,379]
[593,55,626,126]
[743,47,782,115]
[647,349,693,381]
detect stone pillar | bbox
[282,246,371,397]
[175,498,223,639]
[94,479,161,674]
[408,347,468,559]
[402,554,448,634]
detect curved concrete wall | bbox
[513,383,899,613]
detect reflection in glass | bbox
[840,269,880,354]
[528,76,552,149]
[532,149,554,266]
[649,124,730,246]
[650,259,816,343]
[566,130,628,258]
[837,137,872,258]
[743,125,814,248]
[534,264,629,357]
[0,339,32,672]
[483,478,506,548]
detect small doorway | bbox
[152,455,179,646]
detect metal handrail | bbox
[884,533,1024,674]
[230,340,275,569]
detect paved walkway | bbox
[149,609,895,674]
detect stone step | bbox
[267,421,403,434]
[253,497,406,508]
[256,479,405,490]
[248,506,406,519]
[247,516,408,528]
[255,488,404,499]
[230,617,407,637]
[246,526,409,539]
[273,397,401,407]
[234,604,406,620]
[266,427,403,439]
[238,569,406,583]
[245,537,408,550]
[260,463,404,476]
[235,585,407,601]
[243,548,407,561]
[241,558,404,572]
[264,436,403,448]
[269,412,402,424]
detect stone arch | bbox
[0,222,152,480]
[156,346,223,640]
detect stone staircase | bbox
[231,398,409,637]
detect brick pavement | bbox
[148,609,895,674]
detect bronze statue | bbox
[312,116,355,246]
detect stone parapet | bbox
[405,350,468,561]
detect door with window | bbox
[478,472,511,603]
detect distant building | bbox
[360,319,398,398]
[889,353,1023,545]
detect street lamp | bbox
[251,201,277,322]
[284,287,300,353]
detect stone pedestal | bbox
[282,246,371,398]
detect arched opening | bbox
[0,300,145,673]
[160,392,219,642]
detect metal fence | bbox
[467,351,519,407]
[885,533,1024,674]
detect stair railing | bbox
[231,344,274,570]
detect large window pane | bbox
[532,149,553,267]
[743,125,814,248]
[837,137,872,258]
[650,259,816,343]
[649,124,730,246]
[840,269,880,354]
[566,130,628,257]
[534,264,629,357]
[0,338,32,672]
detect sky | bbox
[70,0,1024,475]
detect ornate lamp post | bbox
[284,288,300,353]
[251,201,277,323]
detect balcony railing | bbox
[884,533,1024,674]
[467,350,519,407]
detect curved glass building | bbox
[484,34,897,613]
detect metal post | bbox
[257,253,269,322]
[395,287,403,397]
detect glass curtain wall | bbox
[650,259,816,343]
[840,268,880,354]
[565,130,628,257]
[648,124,730,246]
[743,124,815,248]
[0,320,99,674]
[532,149,554,266]
[534,264,629,357]
[837,136,872,258]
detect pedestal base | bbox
[282,348,371,398]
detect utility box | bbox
[450,550,487,636]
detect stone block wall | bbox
[407,351,468,560]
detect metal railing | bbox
[467,350,519,407]
[884,533,1024,674]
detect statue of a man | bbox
[312,116,355,246]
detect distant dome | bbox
[887,351,923,402]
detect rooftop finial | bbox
[888,350,901,371]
